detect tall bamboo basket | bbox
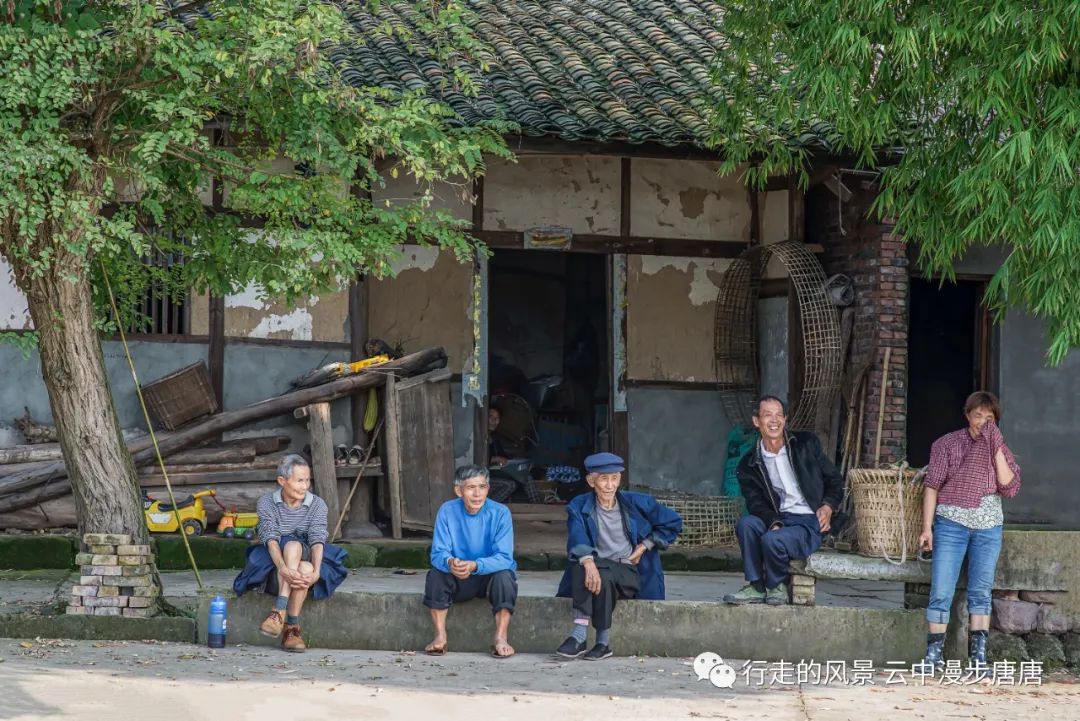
[848,466,924,562]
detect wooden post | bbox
[348,275,369,447]
[304,402,341,531]
[208,295,225,408]
[383,374,403,539]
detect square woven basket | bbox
[140,361,218,430]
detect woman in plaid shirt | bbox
[918,391,1021,673]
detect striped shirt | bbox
[257,490,329,546]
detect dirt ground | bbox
[2,639,1078,721]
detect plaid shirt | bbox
[923,420,1021,508]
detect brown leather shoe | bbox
[282,624,307,653]
[259,610,285,638]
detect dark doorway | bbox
[906,278,990,465]
[485,250,608,499]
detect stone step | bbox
[194,569,923,663]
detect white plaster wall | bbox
[483,155,620,234]
[0,259,31,330]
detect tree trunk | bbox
[21,258,149,543]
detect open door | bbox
[384,368,456,538]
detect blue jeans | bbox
[927,516,1003,625]
[735,513,823,589]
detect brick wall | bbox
[807,183,909,465]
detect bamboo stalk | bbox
[872,347,892,468]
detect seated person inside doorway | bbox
[233,453,349,653]
[423,464,518,659]
[555,452,682,660]
[486,405,544,504]
[724,396,844,606]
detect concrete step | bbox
[191,569,923,663]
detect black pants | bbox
[423,569,517,614]
[570,559,640,631]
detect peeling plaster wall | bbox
[189,287,349,342]
[0,259,31,330]
[626,255,731,382]
[630,159,752,240]
[484,155,620,233]
[367,245,473,373]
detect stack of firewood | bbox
[0,347,445,530]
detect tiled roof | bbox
[333,1,741,148]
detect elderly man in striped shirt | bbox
[233,453,348,652]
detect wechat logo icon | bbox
[693,652,737,689]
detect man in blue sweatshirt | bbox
[423,464,518,658]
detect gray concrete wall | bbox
[0,339,353,448]
[999,310,1080,528]
[627,387,731,495]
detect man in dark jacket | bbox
[555,452,682,660]
[724,396,844,606]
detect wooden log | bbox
[0,444,63,465]
[305,402,341,533]
[0,347,446,511]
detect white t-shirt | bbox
[760,441,814,515]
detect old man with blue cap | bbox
[555,452,682,660]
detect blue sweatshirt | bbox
[430,498,516,576]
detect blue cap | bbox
[584,452,625,473]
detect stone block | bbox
[128,585,160,598]
[96,586,121,598]
[1036,605,1071,634]
[116,544,151,556]
[65,605,90,615]
[94,607,122,616]
[121,564,155,576]
[791,587,816,606]
[904,592,930,610]
[791,574,816,587]
[75,553,94,565]
[1024,633,1066,672]
[119,574,154,588]
[1063,633,1080,670]
[118,554,152,566]
[79,575,101,586]
[122,608,154,618]
[987,630,1028,664]
[83,596,128,608]
[83,533,132,546]
[992,589,1020,600]
[992,599,1039,633]
[87,565,122,576]
[70,585,98,597]
[126,596,156,608]
[90,554,118,565]
[1020,590,1069,605]
[88,544,116,555]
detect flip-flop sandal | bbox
[424,644,448,656]
[490,643,514,659]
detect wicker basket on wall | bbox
[848,466,925,562]
[644,489,743,547]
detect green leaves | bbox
[1,0,510,332]
[710,0,1080,364]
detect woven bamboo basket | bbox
[848,467,924,561]
[645,489,743,547]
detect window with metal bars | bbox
[124,243,189,336]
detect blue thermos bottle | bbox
[208,594,227,648]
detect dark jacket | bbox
[556,490,682,600]
[735,431,844,530]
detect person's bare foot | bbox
[424,635,448,655]
[491,637,514,658]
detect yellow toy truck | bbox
[143,489,218,536]
[217,510,260,540]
